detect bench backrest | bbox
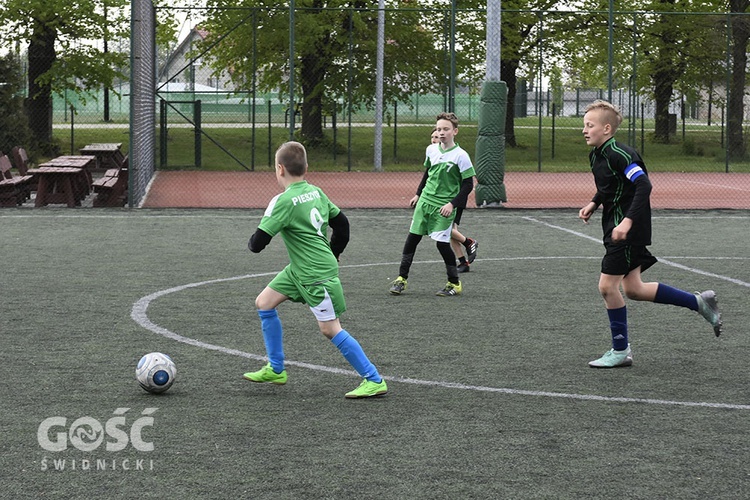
[0,155,14,179]
[11,147,30,175]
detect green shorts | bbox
[410,199,455,242]
[268,265,346,321]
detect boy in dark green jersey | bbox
[389,112,476,297]
[243,141,387,398]
[579,100,722,368]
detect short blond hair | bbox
[584,100,623,133]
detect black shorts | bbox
[601,243,658,276]
[453,207,464,226]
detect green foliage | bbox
[0,54,33,155]
[199,1,450,140]
[0,0,131,96]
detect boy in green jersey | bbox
[244,141,387,398]
[428,128,479,273]
[390,112,476,296]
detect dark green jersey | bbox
[589,138,652,245]
[259,181,340,284]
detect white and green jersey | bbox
[421,142,475,206]
[259,181,340,284]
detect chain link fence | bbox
[12,4,750,208]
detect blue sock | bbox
[654,283,699,311]
[331,330,382,383]
[258,309,284,373]
[608,306,629,351]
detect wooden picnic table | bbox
[28,156,95,207]
[39,156,95,186]
[79,143,124,170]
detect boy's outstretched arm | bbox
[328,211,350,259]
[248,228,273,253]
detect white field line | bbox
[523,216,750,288]
[131,259,750,411]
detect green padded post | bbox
[474,81,507,207]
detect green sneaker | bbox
[588,345,633,368]
[345,378,388,399]
[243,363,287,384]
[695,290,722,337]
[436,281,462,296]
[389,276,407,295]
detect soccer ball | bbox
[136,352,176,394]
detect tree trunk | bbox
[652,71,674,143]
[26,22,57,153]
[501,60,519,148]
[650,5,683,144]
[727,1,749,161]
[299,53,325,144]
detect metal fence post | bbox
[194,99,201,169]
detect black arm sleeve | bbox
[450,177,474,208]
[625,174,652,222]
[415,168,429,196]
[328,211,350,258]
[248,228,273,253]
[592,193,603,207]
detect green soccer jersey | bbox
[420,142,475,206]
[258,181,340,284]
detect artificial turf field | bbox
[2,208,749,499]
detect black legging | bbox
[398,233,459,283]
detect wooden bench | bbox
[11,146,38,192]
[92,156,128,207]
[0,154,33,206]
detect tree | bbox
[643,1,690,143]
[460,0,583,148]
[0,0,130,153]
[727,0,749,160]
[0,54,33,155]
[199,0,440,145]
[565,1,735,146]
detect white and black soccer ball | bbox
[136,352,176,394]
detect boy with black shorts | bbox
[579,100,722,368]
[389,112,475,296]
[243,141,387,398]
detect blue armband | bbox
[624,163,645,182]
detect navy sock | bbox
[331,330,382,383]
[258,309,284,373]
[607,306,628,351]
[654,283,699,311]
